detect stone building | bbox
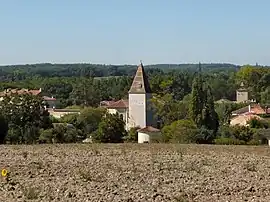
[236,82,249,103]
[101,62,159,142]
[128,62,155,129]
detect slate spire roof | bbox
[128,62,152,94]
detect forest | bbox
[0,63,269,144]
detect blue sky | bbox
[0,0,269,65]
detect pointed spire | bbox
[129,62,152,94]
[240,82,244,87]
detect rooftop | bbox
[0,88,42,96]
[137,126,160,133]
[128,62,152,94]
[231,104,267,115]
[102,99,128,109]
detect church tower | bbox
[236,82,249,103]
[128,62,154,129]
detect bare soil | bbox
[1,144,270,202]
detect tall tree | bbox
[202,85,219,133]
[189,75,204,127]
[189,72,219,136]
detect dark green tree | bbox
[189,76,204,127]
[202,85,219,133]
[0,113,8,144]
[93,113,126,143]
[0,93,52,144]
[76,107,106,135]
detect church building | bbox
[101,62,160,142]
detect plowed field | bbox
[1,144,270,202]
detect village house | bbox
[230,104,269,126]
[0,88,79,118]
[100,99,129,129]
[0,88,42,101]
[230,113,264,127]
[231,104,269,116]
[0,88,58,108]
[101,62,160,143]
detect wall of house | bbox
[230,117,248,126]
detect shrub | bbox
[63,128,78,143]
[39,129,54,143]
[217,125,234,138]
[214,137,245,145]
[161,119,198,143]
[124,127,139,142]
[247,139,261,145]
[248,118,269,129]
[195,127,216,144]
[231,125,254,143]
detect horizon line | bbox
[0,62,266,67]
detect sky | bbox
[0,0,269,65]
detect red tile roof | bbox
[0,88,42,96]
[251,104,266,114]
[28,89,42,96]
[100,100,116,107]
[232,104,267,115]
[106,99,128,109]
[137,126,160,133]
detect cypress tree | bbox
[189,66,219,134]
[189,76,204,127]
[202,85,219,133]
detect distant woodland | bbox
[0,63,269,108]
[0,63,240,79]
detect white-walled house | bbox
[105,99,129,130]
